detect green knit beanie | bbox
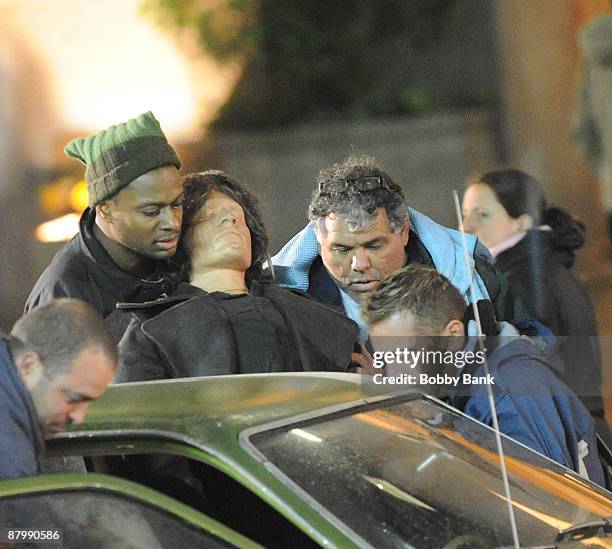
[64,111,181,207]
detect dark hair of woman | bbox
[173,170,271,287]
[475,168,586,253]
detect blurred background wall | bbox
[0,0,610,339]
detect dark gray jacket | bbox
[115,283,359,382]
[495,230,602,417]
[0,337,45,479]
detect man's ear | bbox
[441,319,465,337]
[96,200,115,223]
[313,221,324,246]
[15,351,44,390]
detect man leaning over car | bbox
[0,299,116,479]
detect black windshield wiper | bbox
[556,516,612,543]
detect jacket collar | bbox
[0,337,45,467]
[78,208,120,270]
[272,207,489,302]
[496,229,576,269]
[80,208,177,301]
[79,208,173,282]
[116,282,201,310]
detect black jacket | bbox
[115,282,359,382]
[25,209,173,342]
[495,230,602,415]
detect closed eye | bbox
[464,210,489,220]
[332,246,351,254]
[64,390,88,404]
[141,207,161,217]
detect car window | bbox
[0,488,236,549]
[86,454,319,549]
[248,396,611,549]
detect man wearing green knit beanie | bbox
[25,112,183,342]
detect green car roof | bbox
[49,372,396,548]
[70,372,393,445]
[47,372,612,549]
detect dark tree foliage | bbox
[141,0,460,129]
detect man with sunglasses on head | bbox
[272,155,523,341]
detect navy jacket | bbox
[0,337,45,479]
[451,331,604,486]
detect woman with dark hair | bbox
[115,170,361,381]
[461,169,603,418]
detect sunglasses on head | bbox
[318,175,390,194]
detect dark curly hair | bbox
[470,169,586,254]
[308,155,408,235]
[174,170,271,286]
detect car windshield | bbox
[248,396,611,549]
